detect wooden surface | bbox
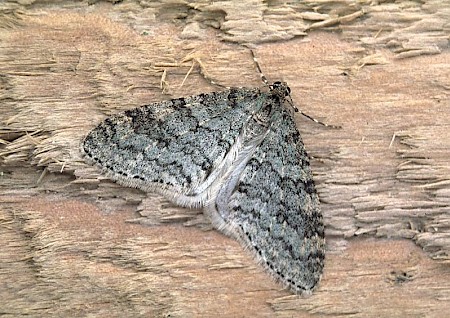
[0,0,449,317]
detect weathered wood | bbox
[1,1,449,317]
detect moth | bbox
[82,54,325,295]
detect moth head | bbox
[270,81,298,113]
[270,81,291,97]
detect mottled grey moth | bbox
[82,53,325,295]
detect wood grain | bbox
[0,1,449,317]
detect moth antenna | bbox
[250,49,269,86]
[250,49,340,129]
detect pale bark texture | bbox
[0,0,449,317]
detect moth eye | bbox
[286,86,291,95]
